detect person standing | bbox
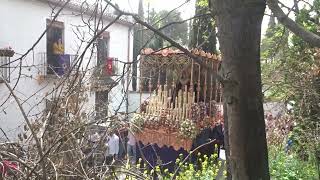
[53,38,64,55]
[127,131,137,164]
[117,127,128,160]
[87,132,100,167]
[106,132,119,163]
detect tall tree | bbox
[190,0,217,53]
[145,8,164,50]
[144,9,188,50]
[157,10,188,46]
[212,0,270,179]
[132,0,144,91]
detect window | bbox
[46,19,70,76]
[97,32,109,66]
[0,56,10,83]
[96,32,118,76]
[0,49,13,83]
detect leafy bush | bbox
[171,153,225,180]
[122,151,226,180]
[269,146,318,180]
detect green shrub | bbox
[122,150,226,180]
[269,146,318,180]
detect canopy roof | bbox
[140,48,221,61]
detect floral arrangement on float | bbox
[131,98,218,139]
[130,113,145,133]
[179,118,198,139]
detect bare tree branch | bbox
[1,77,47,179]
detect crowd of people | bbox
[86,128,137,166]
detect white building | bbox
[0,0,134,140]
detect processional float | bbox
[132,48,223,151]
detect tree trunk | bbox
[212,0,270,179]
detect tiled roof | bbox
[140,48,221,61]
[38,0,134,26]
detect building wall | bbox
[0,0,133,140]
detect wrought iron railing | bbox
[37,52,78,77]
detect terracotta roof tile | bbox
[141,48,221,61]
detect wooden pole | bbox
[149,71,152,96]
[209,60,213,116]
[139,56,143,112]
[197,63,201,103]
[204,59,208,103]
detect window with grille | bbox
[0,56,10,83]
[96,32,119,76]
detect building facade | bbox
[0,0,133,140]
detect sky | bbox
[101,0,303,40]
[85,0,303,38]
[77,0,196,18]
[114,0,272,36]
[115,0,196,19]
